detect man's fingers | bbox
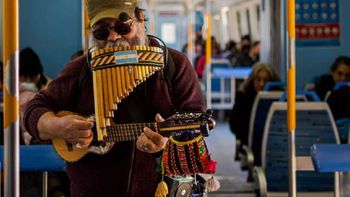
[155,113,165,123]
[144,128,168,147]
[76,134,93,148]
[79,130,93,138]
[74,119,94,130]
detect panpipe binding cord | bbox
[89,45,164,141]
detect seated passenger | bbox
[19,47,51,144]
[229,62,280,150]
[327,85,350,121]
[19,47,70,197]
[314,56,350,100]
[195,37,222,79]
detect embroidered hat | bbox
[86,0,137,27]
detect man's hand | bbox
[37,112,94,148]
[136,114,168,153]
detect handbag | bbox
[155,133,219,197]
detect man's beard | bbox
[92,22,149,49]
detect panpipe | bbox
[89,45,164,141]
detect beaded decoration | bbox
[155,134,219,197]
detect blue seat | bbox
[0,145,65,171]
[247,91,283,166]
[279,90,321,102]
[263,81,286,91]
[0,145,66,197]
[311,144,350,172]
[207,59,251,110]
[210,58,231,93]
[335,118,350,143]
[255,102,340,195]
[333,82,350,91]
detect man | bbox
[23,0,204,196]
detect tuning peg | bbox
[200,122,210,137]
[206,109,213,117]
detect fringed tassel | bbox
[155,180,168,197]
[155,150,168,197]
[204,175,220,192]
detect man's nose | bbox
[107,29,121,42]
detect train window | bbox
[161,22,176,44]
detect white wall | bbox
[226,0,260,43]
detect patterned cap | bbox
[86,0,137,27]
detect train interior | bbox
[1,0,350,196]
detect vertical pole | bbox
[82,0,90,51]
[187,0,195,66]
[3,0,20,196]
[287,0,296,196]
[205,0,212,109]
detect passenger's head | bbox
[20,47,47,90]
[250,41,260,56]
[241,34,251,47]
[87,0,148,49]
[330,56,350,83]
[242,62,280,92]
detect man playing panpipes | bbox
[22,0,204,196]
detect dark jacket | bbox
[314,74,335,100]
[327,86,350,120]
[23,43,204,197]
[229,84,256,146]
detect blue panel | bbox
[311,144,350,172]
[20,0,82,78]
[0,145,65,171]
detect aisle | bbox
[205,122,255,196]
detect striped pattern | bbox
[90,47,164,69]
[163,135,216,176]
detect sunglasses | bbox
[92,20,134,40]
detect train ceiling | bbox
[145,0,242,12]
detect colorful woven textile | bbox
[162,134,216,176]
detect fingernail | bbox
[143,127,147,132]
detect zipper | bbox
[126,141,135,197]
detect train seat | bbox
[335,118,350,143]
[279,90,321,102]
[239,91,283,181]
[254,102,340,196]
[311,144,350,172]
[0,145,65,197]
[204,58,234,110]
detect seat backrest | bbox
[0,145,65,171]
[279,90,321,102]
[263,81,286,91]
[210,58,231,92]
[333,82,350,91]
[248,91,283,166]
[335,118,350,143]
[262,102,340,192]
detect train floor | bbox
[205,121,255,197]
